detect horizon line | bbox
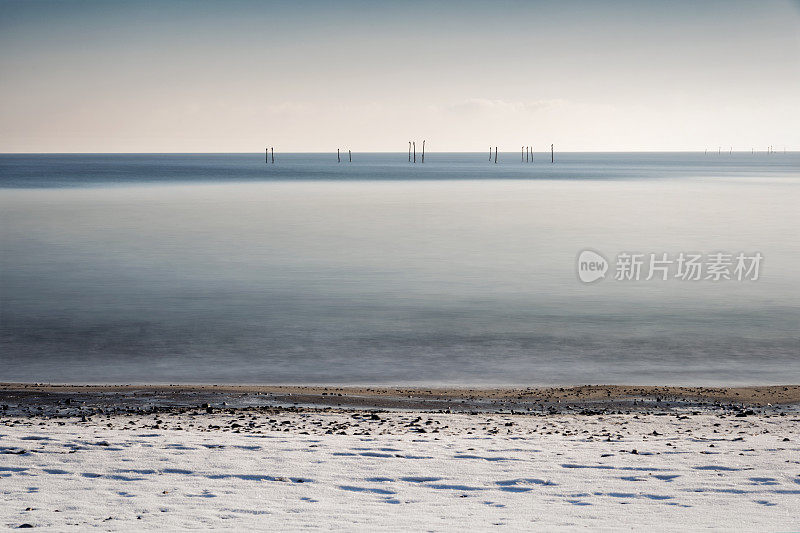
[1,149,794,156]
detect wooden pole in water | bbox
[349,150,352,162]
[271,147,274,164]
[494,146,498,164]
[489,147,492,161]
[422,140,425,163]
[266,147,268,164]
[337,148,340,163]
[413,142,416,163]
[551,144,554,163]
[522,146,524,163]
[408,142,411,162]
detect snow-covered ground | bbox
[1,410,799,530]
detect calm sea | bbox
[1,153,798,385]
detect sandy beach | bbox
[1,384,799,530]
[3,383,800,410]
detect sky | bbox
[1,0,799,153]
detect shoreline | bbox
[2,382,799,404]
[2,384,799,420]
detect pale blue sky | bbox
[1,0,798,152]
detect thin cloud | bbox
[437,98,567,115]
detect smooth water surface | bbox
[1,153,798,384]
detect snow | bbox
[1,410,798,530]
